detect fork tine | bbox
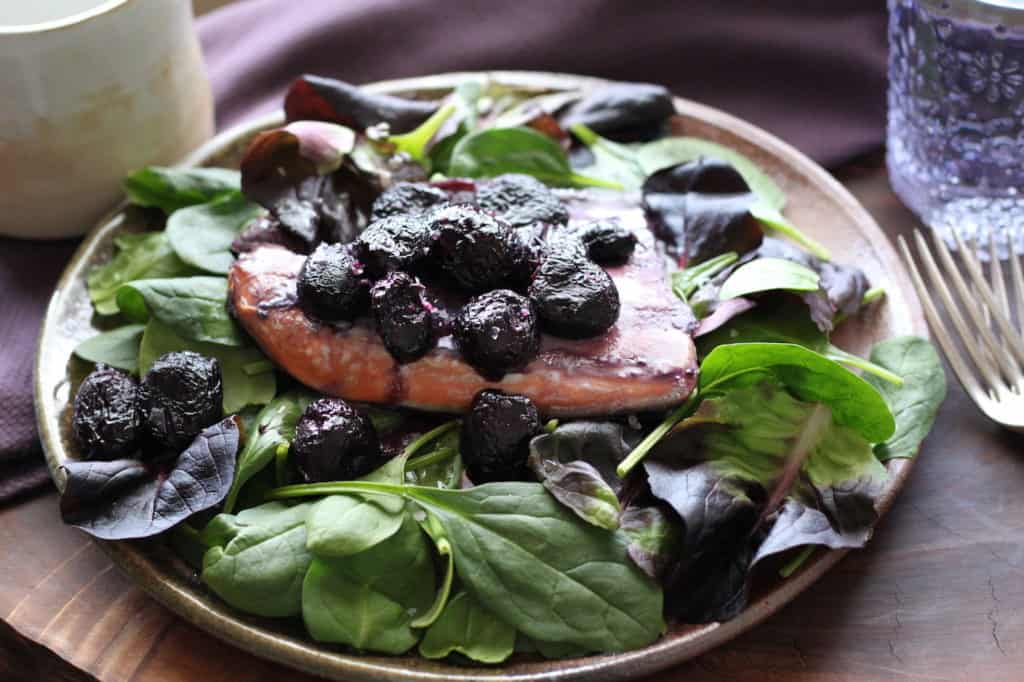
[989,233,1011,321]
[899,234,986,402]
[985,233,1021,394]
[1010,231,1024,330]
[948,230,1024,372]
[915,230,1010,391]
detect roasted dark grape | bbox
[139,351,223,453]
[293,398,385,482]
[453,290,540,380]
[370,271,436,363]
[370,182,448,221]
[297,242,367,322]
[475,174,569,229]
[579,219,637,265]
[430,205,526,292]
[529,249,620,338]
[355,214,433,276]
[72,365,141,460]
[461,390,541,483]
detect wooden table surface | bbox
[3,164,1023,682]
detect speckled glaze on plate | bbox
[35,71,926,681]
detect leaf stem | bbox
[274,442,290,488]
[616,392,700,478]
[672,252,739,301]
[268,479,408,500]
[567,172,624,190]
[403,420,459,459]
[861,286,886,306]
[410,540,453,628]
[825,346,904,386]
[779,546,816,578]
[387,102,457,165]
[406,446,458,472]
[750,203,832,261]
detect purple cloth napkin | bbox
[1,0,887,504]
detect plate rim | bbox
[34,69,924,681]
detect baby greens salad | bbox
[61,75,945,664]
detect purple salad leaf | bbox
[619,505,683,581]
[60,417,240,540]
[643,376,888,623]
[527,422,633,530]
[644,456,758,623]
[231,214,314,255]
[284,74,437,133]
[241,121,355,206]
[751,498,873,569]
[642,157,764,265]
[559,83,675,143]
[240,121,381,250]
[692,297,756,337]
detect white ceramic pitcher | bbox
[0,0,214,239]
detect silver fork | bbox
[898,228,1024,431]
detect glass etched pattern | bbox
[888,0,1024,255]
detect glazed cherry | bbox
[460,389,541,483]
[429,205,527,293]
[296,242,367,322]
[370,271,436,363]
[453,289,540,380]
[528,247,620,339]
[72,364,142,460]
[475,174,569,229]
[139,351,223,453]
[370,182,448,221]
[292,398,385,482]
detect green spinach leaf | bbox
[305,453,407,558]
[200,501,313,618]
[410,484,662,651]
[864,336,946,460]
[223,391,313,513]
[138,319,275,415]
[696,303,904,385]
[271,481,664,653]
[87,232,195,315]
[419,591,516,664]
[717,257,820,301]
[123,166,241,214]
[700,342,895,443]
[117,276,245,346]
[569,123,647,190]
[73,324,145,373]
[448,127,619,189]
[166,195,263,274]
[302,515,435,654]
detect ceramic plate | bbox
[35,71,926,681]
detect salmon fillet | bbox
[228,192,698,416]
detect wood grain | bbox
[6,167,1024,681]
